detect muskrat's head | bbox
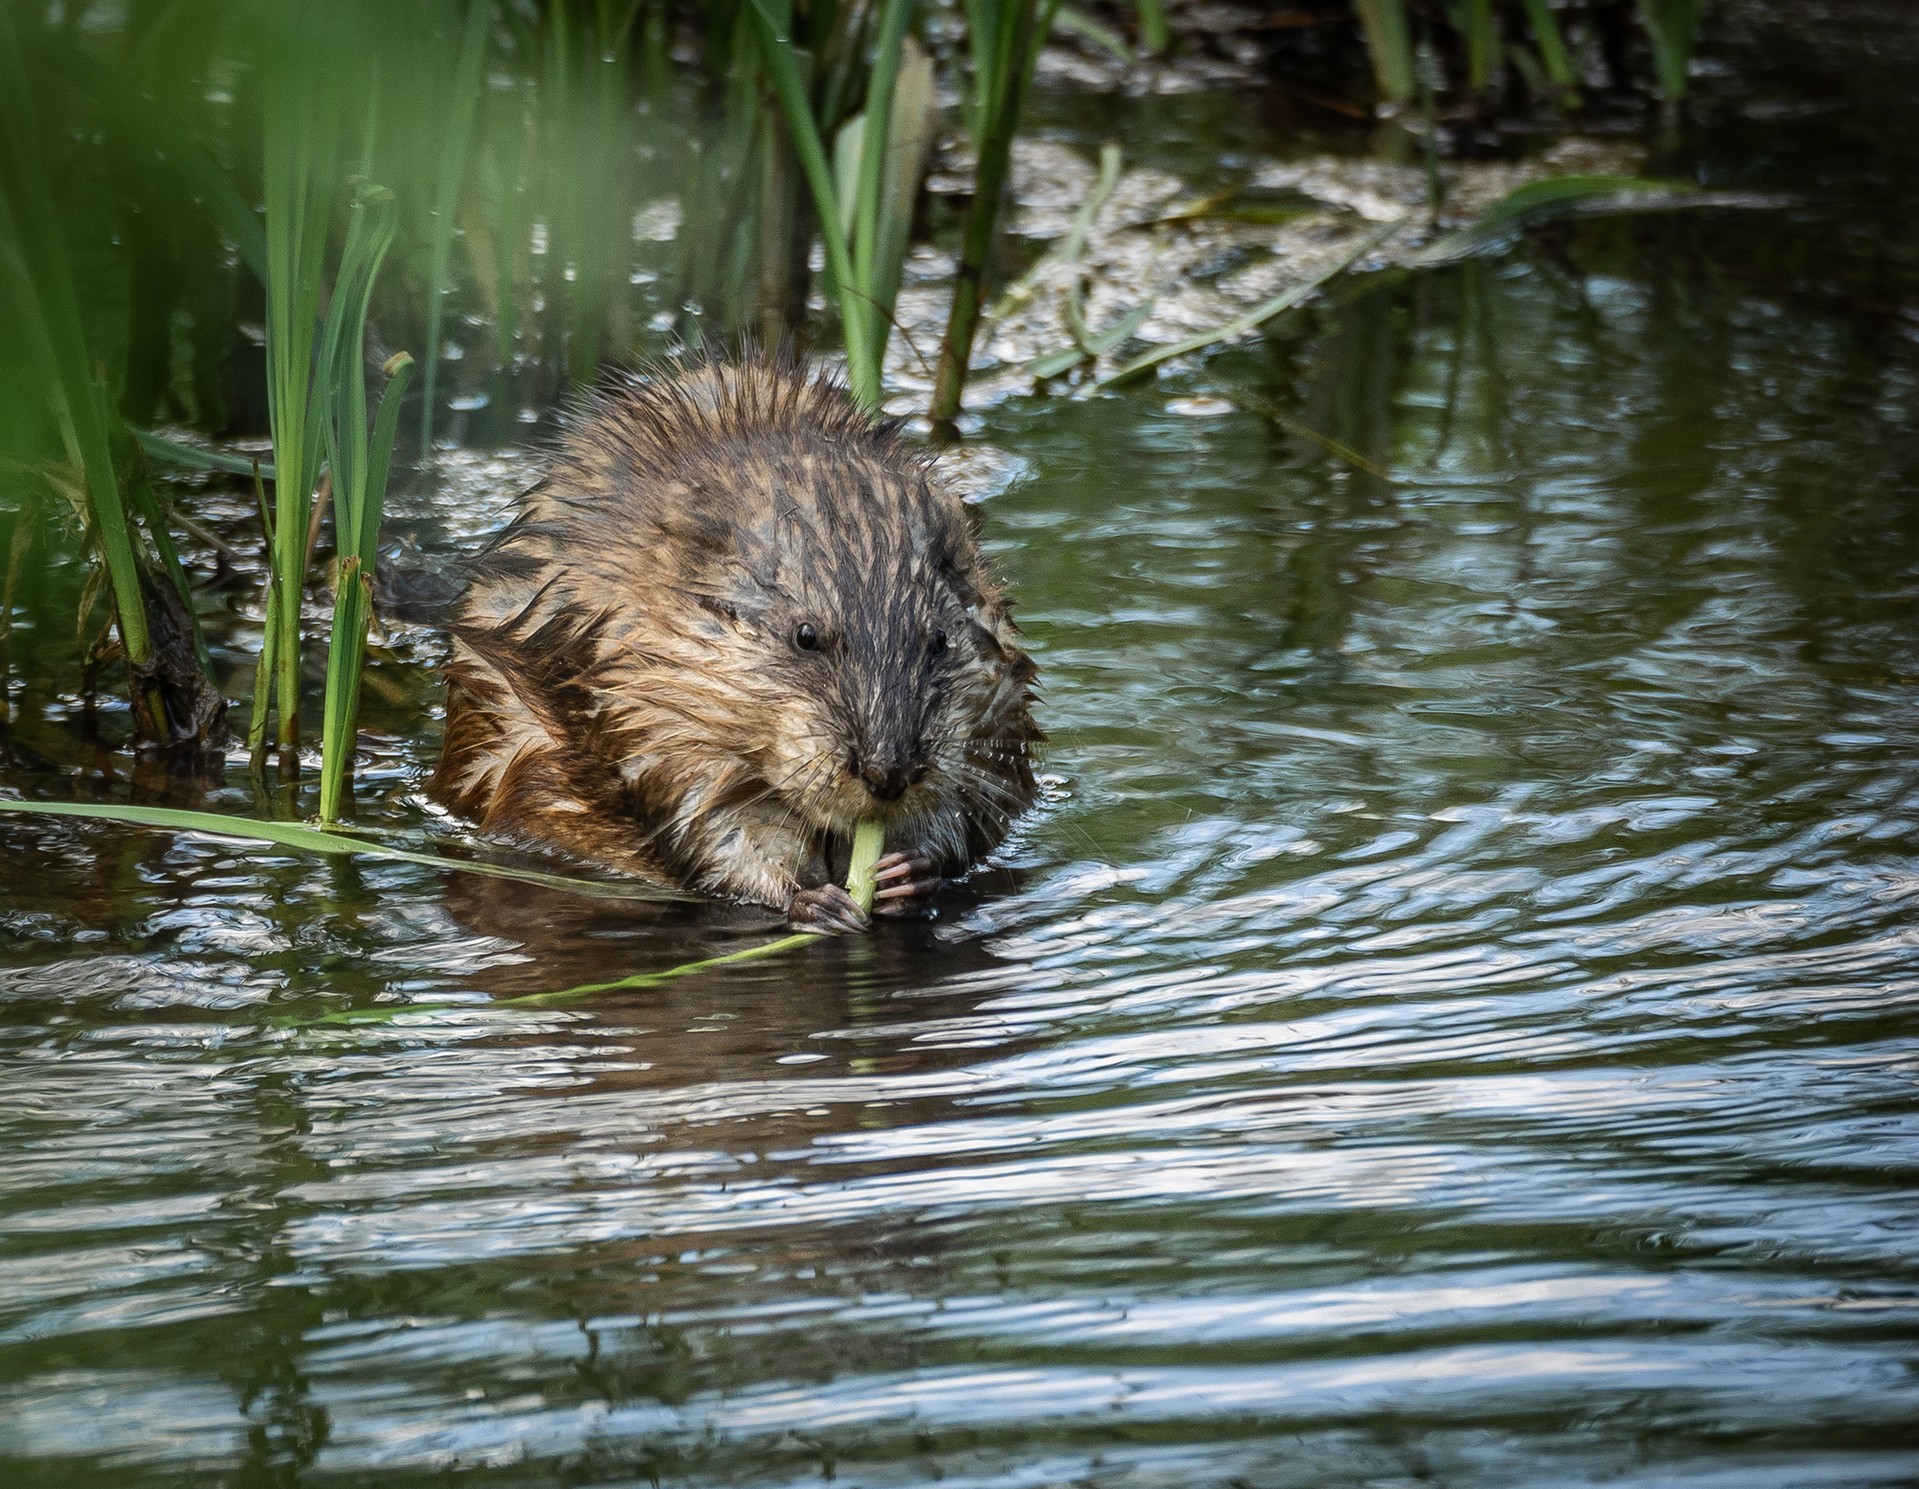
[506,362,1040,864]
[720,472,1035,848]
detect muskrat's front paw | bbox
[787,884,870,935]
[873,851,942,917]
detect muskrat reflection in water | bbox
[431,357,1042,932]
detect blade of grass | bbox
[1054,4,1131,62]
[319,352,413,824]
[746,0,879,406]
[419,0,494,454]
[1462,0,1498,96]
[1518,0,1579,98]
[0,10,167,734]
[1096,219,1400,388]
[133,430,278,481]
[1409,174,1692,264]
[0,797,690,900]
[1639,0,1702,103]
[260,23,345,766]
[1133,0,1168,55]
[1353,0,1414,105]
[930,0,1061,424]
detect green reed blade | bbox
[1353,0,1414,104]
[0,10,152,679]
[318,352,412,825]
[260,21,345,761]
[1639,0,1702,102]
[419,0,494,454]
[930,0,1059,423]
[1518,0,1579,95]
[317,561,372,824]
[746,0,879,406]
[850,0,914,370]
[319,182,400,567]
[0,797,689,900]
[1410,175,1692,264]
[363,353,414,571]
[1462,0,1498,95]
[1133,0,1168,55]
[871,41,937,358]
[132,430,278,482]
[1054,4,1132,61]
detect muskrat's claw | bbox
[787,883,870,935]
[873,851,942,917]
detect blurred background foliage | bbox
[0,0,1703,784]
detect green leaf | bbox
[1411,174,1693,265]
[0,797,688,901]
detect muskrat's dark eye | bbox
[794,623,821,652]
[931,628,949,656]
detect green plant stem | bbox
[1353,0,1414,105]
[318,353,413,824]
[1133,0,1169,55]
[419,0,493,454]
[851,0,914,370]
[746,0,879,406]
[930,0,1059,425]
[0,9,155,697]
[260,34,343,766]
[1519,0,1578,96]
[0,797,689,900]
[1463,0,1497,96]
[1639,0,1702,102]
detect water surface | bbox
[3,9,1918,1485]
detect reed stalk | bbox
[315,179,409,823]
[1133,0,1169,55]
[1353,0,1415,105]
[1639,0,1703,102]
[0,798,687,901]
[1518,0,1580,100]
[257,21,345,769]
[295,818,890,1026]
[418,0,493,454]
[930,0,1060,426]
[0,8,177,742]
[746,0,881,406]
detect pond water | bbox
[4,9,1919,1487]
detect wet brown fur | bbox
[431,356,1042,912]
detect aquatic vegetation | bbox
[0,8,221,751]
[0,0,1720,791]
[931,0,1059,425]
[1349,0,1707,109]
[0,796,682,901]
[0,2,1071,783]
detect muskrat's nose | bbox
[853,754,924,802]
[858,763,911,802]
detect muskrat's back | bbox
[431,357,1041,928]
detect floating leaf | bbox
[1411,174,1693,265]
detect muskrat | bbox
[430,357,1042,932]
